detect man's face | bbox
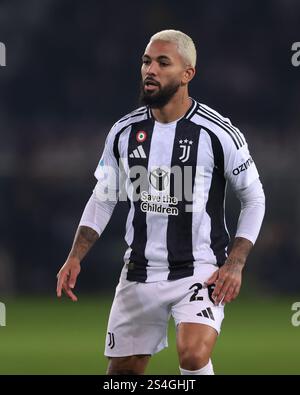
[140,40,188,109]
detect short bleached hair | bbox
[149,29,197,67]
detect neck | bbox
[151,90,192,123]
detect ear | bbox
[182,66,196,85]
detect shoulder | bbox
[113,106,150,131]
[105,106,150,151]
[190,100,246,150]
[104,106,150,143]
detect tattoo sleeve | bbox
[226,237,253,267]
[68,226,99,262]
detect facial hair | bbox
[139,79,181,109]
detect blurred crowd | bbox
[0,0,300,295]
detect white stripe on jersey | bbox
[144,121,177,281]
[191,129,216,265]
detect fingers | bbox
[213,280,241,305]
[56,267,79,301]
[222,286,240,304]
[56,270,68,298]
[69,266,80,289]
[222,286,235,304]
[56,259,81,301]
[62,281,78,302]
[212,277,228,305]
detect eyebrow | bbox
[142,54,172,61]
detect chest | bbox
[125,121,214,169]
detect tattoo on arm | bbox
[69,226,99,262]
[226,237,253,267]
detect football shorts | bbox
[104,263,224,357]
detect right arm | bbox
[56,225,99,301]
[57,123,120,301]
[56,189,118,301]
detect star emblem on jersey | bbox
[129,145,147,158]
[179,139,193,162]
[136,130,147,143]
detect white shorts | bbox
[104,264,225,357]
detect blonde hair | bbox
[150,29,197,67]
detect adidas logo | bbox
[196,307,215,320]
[129,145,147,159]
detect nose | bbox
[145,61,158,76]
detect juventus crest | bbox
[179,139,193,162]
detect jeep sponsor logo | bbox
[232,157,253,176]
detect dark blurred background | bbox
[0,0,300,297]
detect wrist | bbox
[68,254,81,264]
[225,255,246,268]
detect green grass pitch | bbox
[0,295,299,374]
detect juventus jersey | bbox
[95,98,260,282]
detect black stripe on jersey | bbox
[196,108,243,149]
[147,100,197,121]
[113,124,131,164]
[199,104,245,146]
[185,98,198,119]
[167,119,201,281]
[203,127,229,266]
[186,104,199,120]
[127,119,155,282]
[118,108,148,124]
[118,108,145,122]
[113,118,148,164]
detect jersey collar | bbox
[147,97,197,122]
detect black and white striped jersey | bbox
[94,98,260,282]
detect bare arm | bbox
[69,225,99,261]
[225,236,253,267]
[205,237,253,305]
[57,121,120,301]
[56,226,99,301]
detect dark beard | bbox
[139,79,181,109]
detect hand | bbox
[56,257,81,302]
[204,257,244,305]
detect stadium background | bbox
[0,0,300,374]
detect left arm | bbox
[205,178,265,304]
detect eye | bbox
[160,62,169,67]
[142,59,151,65]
